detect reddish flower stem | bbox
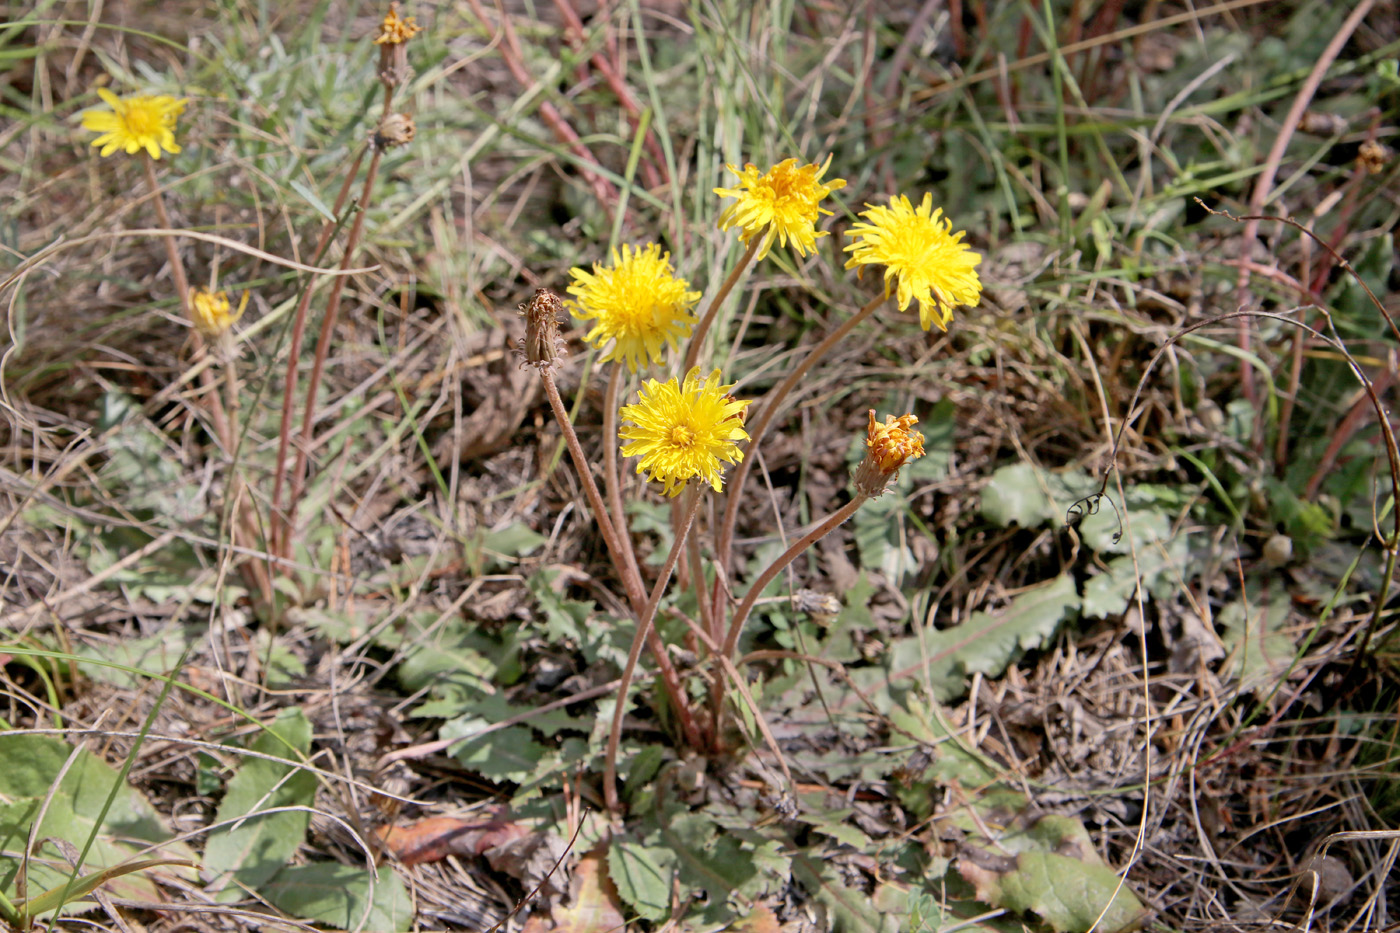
[603,486,704,813]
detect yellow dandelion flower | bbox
[714,156,847,261]
[567,243,700,372]
[81,88,186,160]
[374,3,422,44]
[619,368,751,497]
[852,411,925,497]
[188,287,245,337]
[843,193,983,332]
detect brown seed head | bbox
[373,112,416,150]
[1359,140,1392,175]
[852,410,925,497]
[518,288,567,372]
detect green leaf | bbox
[980,464,1098,529]
[261,862,412,932]
[443,722,548,783]
[792,855,900,933]
[888,575,1079,701]
[1218,581,1294,689]
[959,814,1145,933]
[203,708,317,895]
[0,734,193,917]
[290,178,336,222]
[607,841,674,922]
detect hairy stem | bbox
[541,372,703,749]
[603,365,640,584]
[269,146,367,558]
[603,486,704,813]
[715,294,885,575]
[284,147,384,559]
[711,495,868,740]
[682,238,760,374]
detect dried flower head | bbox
[189,287,244,338]
[852,411,925,497]
[374,3,422,87]
[373,112,416,150]
[1359,140,1392,175]
[374,2,422,43]
[844,193,982,332]
[714,156,846,261]
[81,88,186,160]
[567,244,700,372]
[517,288,566,371]
[619,368,751,497]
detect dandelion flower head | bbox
[82,88,186,160]
[568,244,700,372]
[188,287,244,338]
[715,156,847,261]
[844,193,982,332]
[853,411,925,497]
[619,368,751,497]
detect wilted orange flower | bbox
[852,411,924,497]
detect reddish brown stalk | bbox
[603,486,704,813]
[710,496,868,746]
[541,372,703,749]
[282,147,385,559]
[1234,0,1374,404]
[143,156,269,604]
[465,0,616,208]
[549,0,666,191]
[714,294,885,578]
[268,146,367,558]
[681,238,759,375]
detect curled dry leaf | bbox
[375,817,528,866]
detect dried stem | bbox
[681,238,760,374]
[1233,0,1374,403]
[603,486,704,813]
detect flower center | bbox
[669,424,695,448]
[125,103,161,137]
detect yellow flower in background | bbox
[852,411,925,497]
[374,2,422,44]
[619,368,750,497]
[189,287,245,337]
[568,244,700,372]
[82,88,186,159]
[715,156,846,260]
[843,193,982,332]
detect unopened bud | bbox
[852,410,925,497]
[188,287,244,338]
[517,288,566,372]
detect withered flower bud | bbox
[374,2,422,89]
[517,288,566,372]
[372,112,416,150]
[852,410,925,498]
[1358,140,1392,176]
